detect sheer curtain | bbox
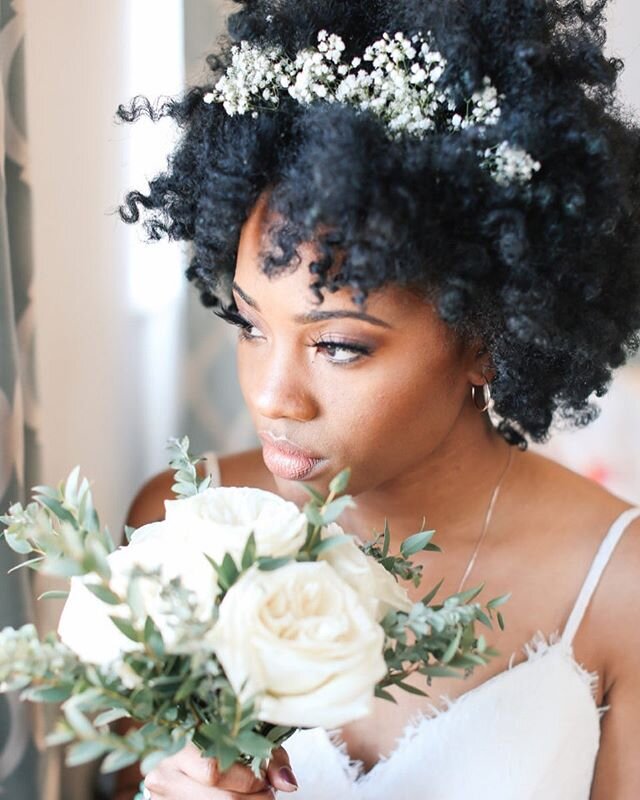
[19,2,186,798]
[0,2,52,798]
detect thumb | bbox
[265,746,298,793]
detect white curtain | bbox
[22,2,186,798]
[24,0,186,543]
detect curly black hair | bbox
[116,0,640,450]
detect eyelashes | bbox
[214,305,253,330]
[214,305,372,364]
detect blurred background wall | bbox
[0,0,638,797]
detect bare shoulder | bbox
[522,448,636,538]
[523,448,640,679]
[125,447,275,529]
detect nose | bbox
[248,348,319,423]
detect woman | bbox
[114,0,640,797]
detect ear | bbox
[465,338,497,386]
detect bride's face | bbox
[231,192,485,500]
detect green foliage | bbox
[0,464,115,577]
[167,436,212,498]
[360,518,441,588]
[0,436,512,782]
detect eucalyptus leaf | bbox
[63,705,97,739]
[37,496,77,527]
[321,495,355,524]
[144,616,165,657]
[100,748,140,774]
[86,583,121,606]
[310,534,351,556]
[216,739,242,772]
[393,680,428,696]
[94,708,131,727]
[487,592,512,609]
[37,589,70,601]
[475,609,493,629]
[374,686,397,703]
[441,625,462,664]
[400,530,436,558]
[3,533,33,555]
[420,578,444,606]
[234,730,276,759]
[241,532,257,571]
[303,502,324,528]
[420,664,459,678]
[8,555,44,573]
[382,518,390,558]
[140,749,171,775]
[109,616,141,643]
[256,556,293,571]
[66,739,110,767]
[45,726,76,747]
[328,468,351,496]
[449,583,485,604]
[21,684,74,703]
[300,483,324,504]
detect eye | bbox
[215,306,263,340]
[312,339,372,365]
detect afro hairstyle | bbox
[117,0,640,450]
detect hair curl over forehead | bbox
[117,0,640,450]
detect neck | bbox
[338,408,521,553]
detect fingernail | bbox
[278,766,298,790]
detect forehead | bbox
[234,191,426,321]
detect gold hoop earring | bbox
[471,381,492,412]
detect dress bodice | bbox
[201,450,640,799]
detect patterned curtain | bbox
[0,1,51,797]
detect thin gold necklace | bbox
[456,444,514,594]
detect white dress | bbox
[201,451,640,800]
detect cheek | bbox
[322,349,466,480]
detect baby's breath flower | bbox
[481,141,542,186]
[202,29,542,187]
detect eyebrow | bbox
[231,282,393,329]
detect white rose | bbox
[209,561,387,729]
[161,487,308,563]
[318,523,413,621]
[58,524,220,665]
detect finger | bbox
[212,761,270,794]
[164,742,271,793]
[265,747,298,793]
[145,769,275,800]
[156,743,245,789]
[143,766,171,797]
[160,742,215,784]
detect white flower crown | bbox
[203,29,541,187]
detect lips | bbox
[258,432,327,481]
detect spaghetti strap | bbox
[561,505,640,647]
[200,450,222,487]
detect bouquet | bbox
[0,436,510,788]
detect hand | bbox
[143,742,299,798]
